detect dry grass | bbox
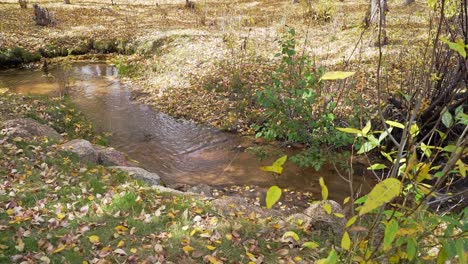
[0,0,432,128]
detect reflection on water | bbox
[0,64,374,201]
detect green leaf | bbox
[359,178,402,216]
[354,195,368,205]
[385,120,405,129]
[407,238,417,261]
[265,186,282,209]
[441,109,454,128]
[383,220,398,251]
[455,239,466,264]
[440,37,467,58]
[336,127,362,134]
[443,145,457,152]
[367,163,387,170]
[437,246,447,264]
[341,231,351,251]
[302,241,319,249]
[319,177,328,200]
[320,71,355,81]
[282,231,300,241]
[260,155,288,174]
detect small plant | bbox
[254,28,354,170]
[114,57,138,77]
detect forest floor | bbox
[0,0,431,132]
[0,92,333,263]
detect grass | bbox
[0,92,330,263]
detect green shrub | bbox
[253,28,353,169]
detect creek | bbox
[0,63,374,201]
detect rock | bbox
[188,184,213,197]
[1,118,63,141]
[167,183,189,192]
[61,139,99,163]
[288,200,346,235]
[211,196,282,218]
[96,146,132,166]
[110,166,160,185]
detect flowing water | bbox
[0,63,374,201]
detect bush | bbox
[253,28,353,169]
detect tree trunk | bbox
[370,0,388,45]
[19,0,27,8]
[64,0,71,4]
[33,4,56,26]
[406,0,415,5]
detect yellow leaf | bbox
[88,235,100,244]
[343,196,350,205]
[282,231,300,241]
[260,155,287,174]
[182,245,194,254]
[397,227,422,236]
[225,234,232,240]
[53,245,66,253]
[362,121,371,136]
[130,248,137,253]
[385,120,405,129]
[359,178,402,216]
[265,186,282,209]
[333,213,345,218]
[207,255,223,264]
[246,252,256,261]
[322,202,332,214]
[319,177,328,200]
[341,231,351,250]
[206,245,216,250]
[416,163,431,183]
[114,225,128,233]
[346,215,358,228]
[0,88,9,94]
[117,240,125,248]
[57,213,66,220]
[320,71,355,81]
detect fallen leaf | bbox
[88,235,100,244]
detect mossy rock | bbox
[135,37,171,55]
[0,47,41,67]
[93,39,117,54]
[39,45,68,58]
[116,39,135,55]
[69,39,93,55]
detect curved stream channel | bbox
[0,63,374,201]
